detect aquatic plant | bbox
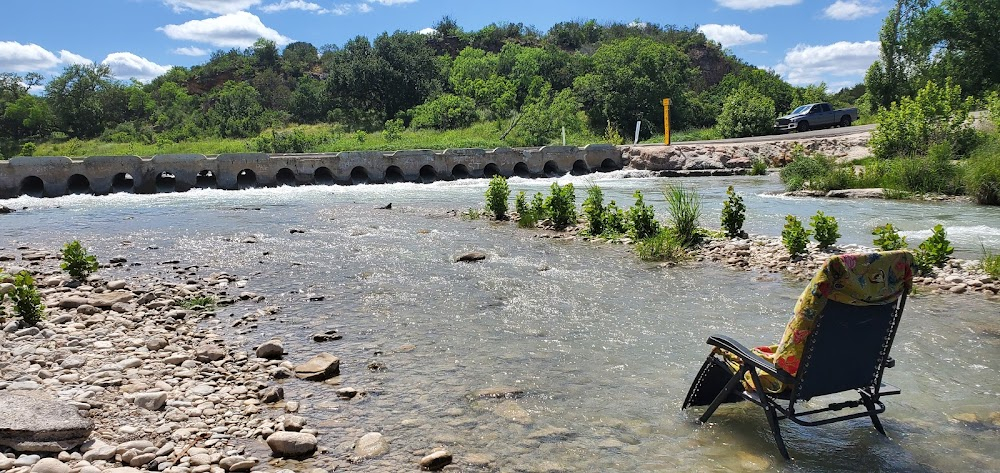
[664,185,702,247]
[781,215,810,257]
[720,186,746,238]
[872,223,908,251]
[10,271,45,326]
[914,224,954,275]
[582,185,606,236]
[546,182,577,229]
[636,228,687,262]
[981,245,1000,280]
[809,211,840,249]
[60,240,98,281]
[484,175,510,220]
[626,190,659,240]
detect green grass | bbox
[639,127,723,145]
[179,295,217,310]
[30,121,607,158]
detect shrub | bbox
[963,136,1000,205]
[602,200,628,237]
[530,192,548,220]
[870,78,977,160]
[603,120,625,145]
[664,185,702,247]
[515,191,537,228]
[779,152,836,191]
[251,129,317,153]
[809,211,841,249]
[485,175,510,220]
[10,271,44,326]
[355,130,367,143]
[987,91,1000,129]
[782,215,811,257]
[582,185,606,236]
[19,142,36,157]
[180,296,217,310]
[721,186,746,238]
[410,94,478,130]
[880,143,962,195]
[382,118,404,141]
[749,158,767,176]
[60,240,98,281]
[872,223,909,250]
[626,190,659,240]
[981,245,1000,280]
[716,84,776,139]
[546,183,577,229]
[462,208,482,220]
[635,228,687,262]
[914,224,953,274]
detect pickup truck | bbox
[774,102,859,132]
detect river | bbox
[2,173,999,472]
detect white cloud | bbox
[102,52,172,82]
[356,3,373,13]
[773,40,880,86]
[163,0,262,14]
[158,11,292,48]
[716,0,800,10]
[173,46,210,56]
[697,24,766,48]
[417,27,436,35]
[261,0,327,13]
[366,0,417,4]
[0,41,92,72]
[823,0,879,20]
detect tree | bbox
[289,77,328,123]
[204,81,265,138]
[716,84,775,138]
[44,64,125,138]
[864,0,930,112]
[282,41,319,77]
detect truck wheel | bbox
[839,116,852,127]
[797,121,810,132]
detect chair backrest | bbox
[790,293,906,401]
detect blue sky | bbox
[1,0,886,91]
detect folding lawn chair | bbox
[682,250,916,459]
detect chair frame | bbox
[683,292,908,460]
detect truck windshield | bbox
[792,105,812,114]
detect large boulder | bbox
[294,353,340,381]
[266,432,317,457]
[353,432,389,459]
[0,393,93,452]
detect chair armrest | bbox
[706,335,795,384]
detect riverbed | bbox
[2,173,999,472]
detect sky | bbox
[0,0,887,91]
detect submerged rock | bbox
[456,251,487,262]
[353,432,389,459]
[420,450,453,471]
[294,353,340,381]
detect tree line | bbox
[2,18,864,158]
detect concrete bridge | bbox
[0,145,622,198]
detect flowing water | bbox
[2,173,999,472]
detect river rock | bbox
[0,392,93,452]
[195,343,226,362]
[107,280,127,290]
[456,252,487,262]
[419,450,452,471]
[88,290,135,308]
[294,353,340,381]
[471,386,524,399]
[256,339,284,359]
[353,432,389,459]
[133,392,168,411]
[58,296,90,309]
[825,188,886,199]
[219,456,257,472]
[266,431,317,457]
[259,386,284,403]
[311,330,342,342]
[0,204,14,214]
[30,458,70,473]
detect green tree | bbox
[204,81,266,138]
[716,84,775,138]
[44,64,122,138]
[282,41,319,77]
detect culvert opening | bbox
[67,174,91,194]
[20,176,44,197]
[237,169,257,189]
[385,166,404,184]
[543,160,562,177]
[112,173,134,193]
[452,164,470,180]
[571,160,590,176]
[419,165,437,184]
[351,167,370,185]
[314,167,335,185]
[513,162,530,178]
[156,172,176,192]
[483,163,500,178]
[599,158,621,172]
[196,170,218,188]
[276,168,296,186]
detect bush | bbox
[779,152,836,191]
[721,186,746,238]
[749,158,767,176]
[530,192,548,220]
[546,183,577,229]
[809,211,840,249]
[981,245,1000,280]
[19,142,36,157]
[626,190,659,240]
[410,94,479,130]
[10,271,44,326]
[664,185,702,247]
[251,129,317,153]
[382,118,404,141]
[870,78,976,160]
[782,215,811,257]
[716,84,776,139]
[485,175,510,220]
[60,240,98,281]
[515,191,537,228]
[602,200,628,237]
[914,224,953,274]
[963,136,1000,205]
[603,120,625,145]
[635,228,687,262]
[582,185,606,236]
[872,223,908,250]
[880,143,962,195]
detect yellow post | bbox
[662,98,671,145]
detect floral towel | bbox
[726,250,915,394]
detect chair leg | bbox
[860,392,887,436]
[698,365,747,423]
[747,367,790,460]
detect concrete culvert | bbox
[452,164,470,180]
[543,160,562,177]
[350,167,370,185]
[314,167,335,185]
[513,162,530,178]
[571,160,590,176]
[156,172,176,192]
[67,174,91,194]
[276,168,297,186]
[419,165,437,183]
[599,158,621,172]
[195,170,217,188]
[484,163,500,178]
[112,173,134,193]
[237,169,258,189]
[20,176,44,197]
[384,166,404,184]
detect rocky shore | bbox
[0,250,456,473]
